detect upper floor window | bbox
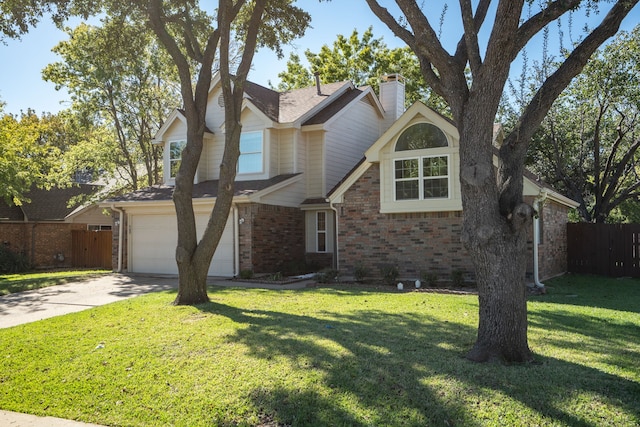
[394,123,450,201]
[239,132,263,174]
[169,140,186,179]
[395,122,448,151]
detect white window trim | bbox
[316,211,327,253]
[169,140,186,180]
[238,131,264,175]
[393,153,451,201]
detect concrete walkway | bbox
[0,273,311,426]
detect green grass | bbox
[0,270,110,296]
[0,274,638,426]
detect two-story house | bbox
[106,73,578,281]
[105,73,398,276]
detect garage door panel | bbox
[130,213,234,276]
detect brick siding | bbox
[0,222,85,269]
[335,163,570,282]
[237,203,305,274]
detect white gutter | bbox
[532,190,548,288]
[233,204,240,276]
[110,204,125,273]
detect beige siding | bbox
[325,99,381,194]
[305,131,324,197]
[71,206,112,226]
[276,129,295,175]
[260,179,307,207]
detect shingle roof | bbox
[243,80,352,124]
[107,174,300,203]
[303,88,364,126]
[0,185,101,222]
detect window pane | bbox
[170,160,181,178]
[239,132,263,174]
[423,156,448,177]
[394,159,419,179]
[396,123,448,151]
[396,180,419,200]
[317,232,326,252]
[170,141,186,160]
[238,153,262,174]
[423,178,448,198]
[317,212,326,231]
[240,132,263,153]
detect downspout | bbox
[110,204,125,273]
[533,190,548,288]
[233,204,240,277]
[329,200,339,271]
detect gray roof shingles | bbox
[0,184,101,222]
[107,174,300,203]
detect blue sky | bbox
[0,1,638,115]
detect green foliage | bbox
[519,24,640,223]
[314,268,340,284]
[0,110,68,205]
[379,264,399,286]
[353,262,368,282]
[421,271,439,287]
[450,269,465,287]
[0,245,30,274]
[43,18,177,190]
[275,27,448,113]
[239,269,254,280]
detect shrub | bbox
[0,246,30,273]
[315,268,340,284]
[451,269,465,287]
[421,271,439,287]
[379,265,399,286]
[239,269,254,280]
[354,263,368,282]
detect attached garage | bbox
[128,211,235,277]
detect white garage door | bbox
[129,213,234,276]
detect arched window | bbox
[393,123,450,200]
[395,123,448,151]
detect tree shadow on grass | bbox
[197,288,640,426]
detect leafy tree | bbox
[365,0,639,362]
[43,18,179,190]
[0,109,65,205]
[2,0,310,305]
[276,27,445,110]
[526,25,640,223]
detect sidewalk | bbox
[0,273,311,426]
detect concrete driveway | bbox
[0,274,179,329]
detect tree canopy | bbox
[524,25,640,223]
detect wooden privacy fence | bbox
[567,223,640,277]
[72,230,112,269]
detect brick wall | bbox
[336,164,474,281]
[111,211,127,271]
[539,200,570,279]
[237,203,304,274]
[336,163,571,282]
[0,222,85,269]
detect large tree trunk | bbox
[458,102,534,363]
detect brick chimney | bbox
[379,74,405,131]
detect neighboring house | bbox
[0,185,113,269]
[105,74,578,281]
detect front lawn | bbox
[0,275,638,426]
[0,270,110,296]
